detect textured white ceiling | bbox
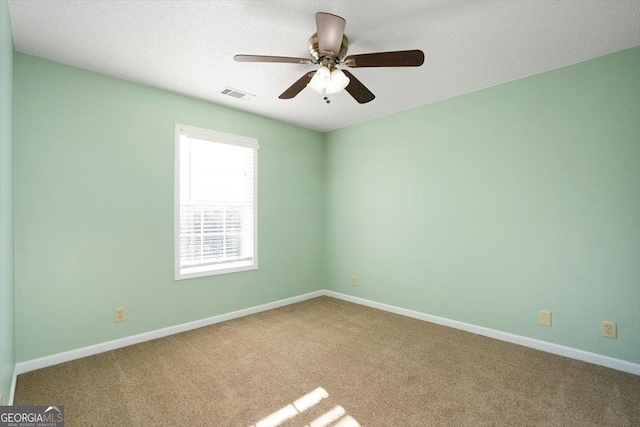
[7,1,640,132]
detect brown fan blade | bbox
[234,55,313,65]
[279,71,317,99]
[343,70,375,104]
[316,12,346,57]
[344,50,424,68]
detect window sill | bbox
[175,261,257,280]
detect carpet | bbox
[14,296,640,426]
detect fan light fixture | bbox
[234,12,425,104]
[307,67,350,94]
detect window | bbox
[175,124,258,279]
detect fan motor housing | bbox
[308,33,349,63]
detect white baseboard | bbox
[324,290,640,376]
[8,365,17,405]
[15,290,324,376]
[13,288,639,384]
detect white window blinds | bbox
[175,125,258,279]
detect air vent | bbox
[219,87,255,101]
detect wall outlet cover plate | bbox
[539,310,552,327]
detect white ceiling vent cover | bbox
[219,87,255,101]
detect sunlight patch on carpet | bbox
[308,405,346,427]
[251,387,360,427]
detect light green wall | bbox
[0,0,15,402]
[14,53,324,362]
[325,47,640,364]
[12,44,640,366]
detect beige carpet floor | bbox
[14,296,640,426]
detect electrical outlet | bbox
[602,321,617,339]
[115,307,126,323]
[539,310,552,326]
[351,276,357,287]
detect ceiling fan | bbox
[234,12,424,104]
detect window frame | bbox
[174,123,259,280]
